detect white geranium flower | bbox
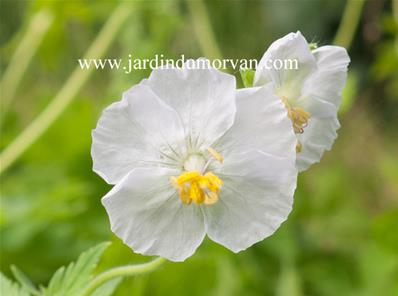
[92,60,297,262]
[254,31,350,171]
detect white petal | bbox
[296,116,340,171]
[92,84,186,184]
[254,31,316,99]
[142,59,236,149]
[102,167,206,262]
[301,45,350,108]
[295,95,337,118]
[214,85,296,158]
[203,150,297,253]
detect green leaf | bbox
[240,68,255,88]
[0,272,31,296]
[10,265,40,296]
[44,242,110,296]
[91,278,122,296]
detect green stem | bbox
[81,257,166,296]
[393,0,398,53]
[333,0,366,48]
[186,0,222,59]
[0,10,53,115]
[0,3,132,175]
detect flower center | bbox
[281,96,311,134]
[171,148,224,205]
[281,96,310,153]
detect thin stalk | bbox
[0,9,53,114]
[81,257,166,296]
[186,0,222,59]
[0,3,133,175]
[333,0,366,48]
[393,0,398,53]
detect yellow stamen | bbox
[207,147,224,163]
[170,170,223,205]
[189,182,205,204]
[281,96,311,134]
[204,192,219,205]
[296,141,302,153]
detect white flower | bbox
[92,60,297,262]
[254,31,350,171]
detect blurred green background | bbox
[1,0,398,295]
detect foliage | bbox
[1,273,31,296]
[1,243,119,296]
[240,69,255,88]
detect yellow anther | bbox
[296,141,302,153]
[288,107,310,134]
[207,147,224,163]
[203,172,223,192]
[189,182,205,204]
[204,192,219,205]
[179,187,192,205]
[281,96,311,134]
[176,171,201,184]
[171,170,223,205]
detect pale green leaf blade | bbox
[240,68,255,88]
[0,272,31,296]
[10,265,40,296]
[44,242,110,296]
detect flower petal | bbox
[301,45,350,109]
[142,59,236,149]
[254,31,316,100]
[203,150,297,253]
[295,95,337,118]
[92,84,186,184]
[214,85,296,157]
[102,167,206,262]
[296,116,340,171]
